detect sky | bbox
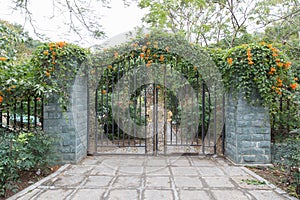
[0,0,146,47]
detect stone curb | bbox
[7,164,71,200]
[241,166,298,200]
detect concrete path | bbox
[9,155,296,200]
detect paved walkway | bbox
[9,155,296,200]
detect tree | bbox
[9,0,112,43]
[138,0,300,48]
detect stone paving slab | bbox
[8,155,298,200]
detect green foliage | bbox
[29,42,88,110]
[217,43,298,106]
[0,129,53,197]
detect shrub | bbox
[0,129,52,197]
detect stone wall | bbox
[225,92,271,164]
[44,72,88,164]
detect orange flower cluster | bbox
[284,62,292,70]
[146,60,153,67]
[268,67,276,75]
[277,77,283,87]
[290,83,298,90]
[268,44,279,57]
[159,55,164,62]
[227,57,233,65]
[247,48,254,65]
[0,57,8,61]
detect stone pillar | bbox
[225,92,271,164]
[44,72,88,164]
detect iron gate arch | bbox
[95,48,222,155]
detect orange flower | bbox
[102,90,107,94]
[248,61,254,65]
[165,46,170,52]
[275,58,280,62]
[284,62,292,68]
[276,62,283,67]
[0,96,3,104]
[227,58,233,65]
[156,85,161,89]
[45,71,50,77]
[277,77,283,83]
[290,83,298,90]
[193,66,198,71]
[142,46,147,52]
[52,61,56,65]
[271,86,275,90]
[0,57,8,61]
[146,49,151,55]
[267,44,273,49]
[268,67,276,75]
[140,53,145,58]
[145,34,150,38]
[107,65,113,69]
[146,41,151,46]
[275,87,282,94]
[57,41,66,48]
[294,77,298,81]
[146,62,151,67]
[159,55,164,62]
[272,53,278,57]
[43,51,49,55]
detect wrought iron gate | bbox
[95,51,223,155]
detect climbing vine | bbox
[218,43,298,106]
[29,42,88,110]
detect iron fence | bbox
[0,97,43,131]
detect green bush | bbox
[0,129,53,197]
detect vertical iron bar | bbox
[34,97,37,127]
[196,70,199,145]
[222,94,225,155]
[13,101,17,130]
[111,65,115,145]
[20,101,24,130]
[106,69,109,145]
[101,79,104,146]
[214,88,217,154]
[128,59,131,146]
[41,98,44,130]
[27,97,30,130]
[95,86,99,147]
[202,80,205,154]
[133,60,137,146]
[117,62,120,146]
[155,84,158,155]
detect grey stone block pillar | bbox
[225,92,271,164]
[44,72,88,164]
